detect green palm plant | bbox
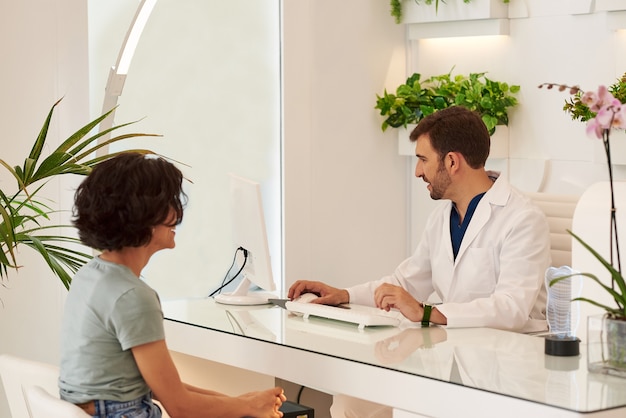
[0,98,160,289]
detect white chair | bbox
[1,354,172,418]
[25,385,90,418]
[525,192,580,267]
[0,353,60,418]
[0,353,80,418]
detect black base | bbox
[280,400,315,418]
[545,335,581,357]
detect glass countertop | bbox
[163,298,626,414]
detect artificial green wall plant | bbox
[375,70,520,134]
[0,98,160,289]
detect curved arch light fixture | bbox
[98,0,158,150]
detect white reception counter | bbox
[162,298,626,418]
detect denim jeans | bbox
[92,393,162,418]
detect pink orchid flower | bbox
[586,118,604,139]
[581,90,599,109]
[612,103,626,130]
[595,85,615,111]
[585,86,626,138]
[596,105,616,129]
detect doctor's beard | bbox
[426,162,452,200]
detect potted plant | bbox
[375,69,520,135]
[562,73,626,125]
[562,73,626,165]
[540,80,626,377]
[0,98,160,289]
[389,0,511,24]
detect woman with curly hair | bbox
[59,152,285,418]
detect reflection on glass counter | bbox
[163,298,626,415]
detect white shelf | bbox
[402,0,626,40]
[595,0,626,12]
[607,10,626,30]
[508,0,594,18]
[407,18,509,39]
[402,0,509,39]
[401,0,508,24]
[489,125,510,159]
[398,124,417,156]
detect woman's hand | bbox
[238,387,286,418]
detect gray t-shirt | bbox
[59,257,165,403]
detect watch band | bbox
[421,303,432,327]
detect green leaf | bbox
[375,69,520,133]
[1,98,164,289]
[572,297,622,316]
[22,98,62,183]
[549,230,626,317]
[480,97,493,109]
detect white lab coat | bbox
[348,175,550,333]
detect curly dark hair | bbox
[409,106,490,169]
[72,152,187,251]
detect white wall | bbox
[283,0,409,289]
[7,1,624,416]
[404,5,626,339]
[0,0,89,370]
[406,6,626,251]
[88,0,283,300]
[93,0,409,297]
[0,1,89,416]
[0,0,406,415]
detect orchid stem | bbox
[604,130,621,301]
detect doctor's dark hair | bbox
[409,106,490,169]
[72,152,187,251]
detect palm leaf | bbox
[21,98,63,182]
[0,194,18,271]
[20,101,115,185]
[15,231,92,290]
[29,123,161,184]
[70,134,160,163]
[0,159,26,193]
[25,236,75,289]
[76,149,161,168]
[1,97,163,289]
[30,125,158,182]
[7,185,53,215]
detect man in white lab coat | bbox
[289,105,550,332]
[289,106,551,418]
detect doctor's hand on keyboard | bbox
[288,280,350,306]
[287,280,403,329]
[285,299,402,329]
[293,292,319,304]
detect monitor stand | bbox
[213,277,277,306]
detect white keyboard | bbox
[284,301,402,330]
